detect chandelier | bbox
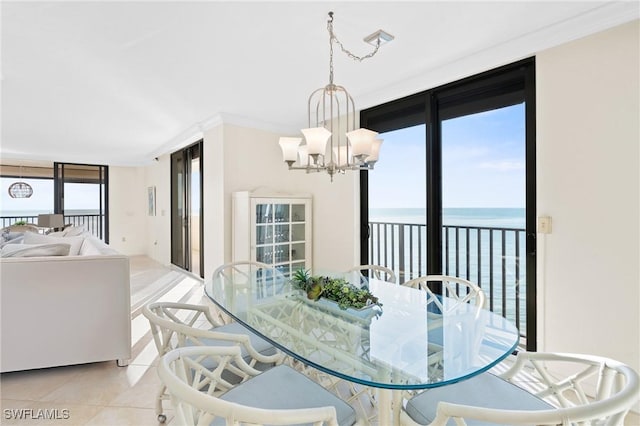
[279,12,393,181]
[8,182,33,198]
[8,166,33,198]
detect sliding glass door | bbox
[54,162,108,242]
[360,59,536,349]
[171,141,204,278]
[440,102,528,341]
[366,124,426,284]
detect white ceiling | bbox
[1,1,638,166]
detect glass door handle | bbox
[526,232,536,256]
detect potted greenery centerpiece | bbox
[291,269,382,314]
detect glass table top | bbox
[205,266,519,390]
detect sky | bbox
[369,103,525,209]
[1,179,101,214]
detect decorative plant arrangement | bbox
[291,269,381,311]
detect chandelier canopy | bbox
[279,12,393,181]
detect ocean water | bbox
[369,207,525,229]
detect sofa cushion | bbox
[46,231,66,237]
[44,226,87,237]
[23,233,84,256]
[83,235,118,255]
[62,225,89,237]
[1,243,71,258]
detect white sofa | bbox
[0,233,131,372]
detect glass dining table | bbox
[205,266,520,424]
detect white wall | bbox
[144,155,171,264]
[201,123,360,279]
[108,166,147,255]
[203,125,224,278]
[536,20,639,373]
[108,159,171,262]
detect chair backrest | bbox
[430,352,640,426]
[212,260,272,284]
[347,264,397,284]
[212,261,289,300]
[158,345,342,426]
[402,274,486,310]
[142,302,280,365]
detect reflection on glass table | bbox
[206,266,519,424]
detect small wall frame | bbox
[148,186,156,216]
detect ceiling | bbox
[1,1,638,166]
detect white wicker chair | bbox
[347,264,397,284]
[212,260,274,285]
[401,351,640,425]
[157,345,359,426]
[401,274,488,401]
[402,274,486,310]
[211,260,292,323]
[143,301,282,423]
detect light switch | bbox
[538,216,552,234]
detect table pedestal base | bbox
[377,388,403,424]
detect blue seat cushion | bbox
[211,364,357,426]
[405,372,554,426]
[215,322,278,359]
[188,322,276,361]
[183,322,277,381]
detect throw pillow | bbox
[1,243,71,258]
[62,225,88,237]
[79,239,102,256]
[0,231,24,244]
[23,233,84,256]
[0,234,25,248]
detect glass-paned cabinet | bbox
[232,191,312,277]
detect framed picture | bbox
[148,186,156,216]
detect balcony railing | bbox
[369,221,527,337]
[1,214,105,240]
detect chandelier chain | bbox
[328,18,334,85]
[327,12,381,80]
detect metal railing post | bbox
[367,220,526,338]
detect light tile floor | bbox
[1,256,638,425]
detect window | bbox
[360,58,536,350]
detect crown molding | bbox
[357,3,639,111]
[212,112,298,136]
[147,112,299,162]
[147,124,204,162]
